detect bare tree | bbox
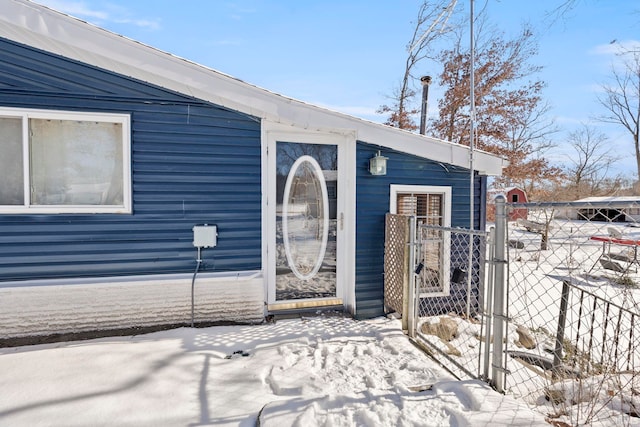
[547,0,639,33]
[430,23,561,194]
[433,24,543,144]
[563,123,622,199]
[544,0,583,25]
[377,0,460,130]
[597,50,640,182]
[497,100,562,194]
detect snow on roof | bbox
[489,186,523,194]
[0,0,506,175]
[575,196,640,203]
[487,186,528,201]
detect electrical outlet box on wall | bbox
[193,225,217,248]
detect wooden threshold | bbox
[267,298,343,312]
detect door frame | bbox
[262,122,356,313]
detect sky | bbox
[33,0,640,178]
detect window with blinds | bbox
[396,193,443,225]
[396,191,448,296]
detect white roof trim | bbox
[1,0,505,175]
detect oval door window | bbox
[282,155,329,281]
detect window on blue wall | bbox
[390,185,452,297]
[0,108,131,213]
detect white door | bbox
[267,134,345,310]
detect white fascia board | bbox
[2,0,506,176]
[352,123,507,175]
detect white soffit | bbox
[1,0,505,176]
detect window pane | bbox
[0,117,24,205]
[426,194,443,225]
[397,194,417,215]
[29,119,123,206]
[397,193,443,226]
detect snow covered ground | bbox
[0,314,548,426]
[2,217,638,426]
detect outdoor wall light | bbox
[369,151,388,176]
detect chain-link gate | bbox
[384,214,498,382]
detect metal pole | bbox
[466,0,476,319]
[401,216,410,332]
[469,0,475,231]
[492,195,507,392]
[483,226,495,381]
[552,280,570,380]
[465,233,473,318]
[407,215,417,337]
[419,76,431,135]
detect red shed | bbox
[486,187,528,222]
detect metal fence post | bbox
[483,226,495,381]
[552,280,570,380]
[492,195,507,392]
[401,216,410,333]
[407,215,417,338]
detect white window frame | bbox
[0,107,131,214]
[390,184,452,297]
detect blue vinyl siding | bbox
[354,142,487,319]
[0,38,262,281]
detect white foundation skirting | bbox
[0,272,265,339]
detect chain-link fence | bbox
[384,201,640,425]
[503,200,640,426]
